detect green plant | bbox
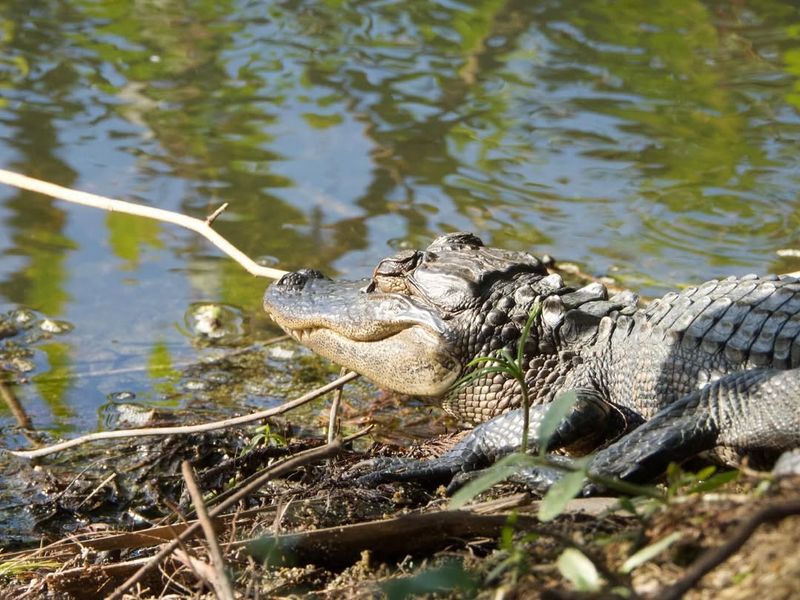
[620,531,682,574]
[665,463,739,499]
[244,422,286,453]
[485,512,540,585]
[557,548,602,592]
[0,558,60,576]
[454,302,541,452]
[380,558,477,599]
[448,297,665,521]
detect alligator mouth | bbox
[285,324,410,344]
[277,322,461,397]
[286,324,410,347]
[288,326,320,343]
[264,274,461,396]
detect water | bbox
[1,0,799,521]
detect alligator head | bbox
[264,233,630,422]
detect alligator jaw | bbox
[264,274,461,397]
[281,324,460,396]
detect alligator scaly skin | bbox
[265,234,800,489]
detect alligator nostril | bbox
[297,268,326,280]
[276,269,328,289]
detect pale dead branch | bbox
[106,435,351,600]
[8,371,358,459]
[182,461,235,600]
[327,366,348,444]
[0,169,287,280]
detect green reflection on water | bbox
[32,343,73,425]
[147,340,180,402]
[0,0,800,438]
[784,25,800,111]
[107,212,164,270]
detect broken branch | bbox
[0,169,287,280]
[7,371,358,459]
[182,461,235,600]
[658,498,800,600]
[106,435,348,600]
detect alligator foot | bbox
[587,368,800,483]
[349,391,612,491]
[348,455,465,487]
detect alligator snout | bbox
[275,269,329,291]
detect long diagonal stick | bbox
[8,371,359,459]
[0,169,287,280]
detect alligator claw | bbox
[444,470,485,495]
[506,465,569,495]
[444,462,576,497]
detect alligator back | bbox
[640,274,800,371]
[593,274,800,419]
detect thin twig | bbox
[657,498,800,600]
[0,169,287,280]
[106,435,350,600]
[181,461,235,600]
[0,380,33,430]
[327,367,348,444]
[205,202,229,226]
[8,371,359,459]
[76,472,117,509]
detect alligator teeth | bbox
[291,328,318,342]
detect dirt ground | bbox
[1,416,798,599]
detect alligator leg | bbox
[352,389,610,487]
[587,367,800,484]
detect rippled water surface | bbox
[1,1,800,466]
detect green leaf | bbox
[620,532,682,573]
[617,497,638,516]
[694,465,718,481]
[466,356,503,366]
[687,469,739,494]
[536,390,578,455]
[500,348,516,366]
[245,536,297,567]
[0,558,61,576]
[517,302,541,365]
[538,468,586,522]
[485,554,517,585]
[556,548,601,592]
[381,559,476,599]
[449,453,534,509]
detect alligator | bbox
[264,232,800,490]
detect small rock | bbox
[10,309,35,326]
[269,346,296,360]
[39,319,73,334]
[9,356,35,373]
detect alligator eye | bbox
[373,275,411,294]
[373,250,422,278]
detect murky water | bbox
[1,0,800,536]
